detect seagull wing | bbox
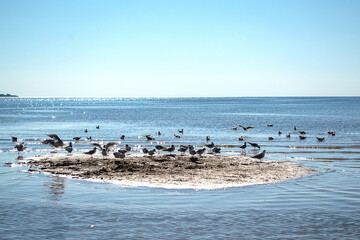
[47,134,61,142]
[90,142,103,150]
[237,125,247,131]
[246,126,255,130]
[105,142,118,151]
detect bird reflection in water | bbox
[43,176,66,200]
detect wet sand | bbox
[21,154,312,190]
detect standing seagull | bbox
[84,147,97,158]
[155,145,165,154]
[240,142,247,152]
[113,150,126,159]
[65,142,73,154]
[212,147,221,155]
[142,148,149,156]
[247,142,260,150]
[251,150,266,159]
[205,142,215,150]
[11,136,18,142]
[163,145,175,155]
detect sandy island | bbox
[21,154,312,190]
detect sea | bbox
[0,97,359,239]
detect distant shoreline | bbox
[0,94,18,97]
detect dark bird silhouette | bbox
[212,147,221,154]
[178,145,188,155]
[15,142,26,154]
[113,150,126,159]
[237,124,255,131]
[251,150,266,159]
[11,136,17,142]
[327,130,336,136]
[298,130,306,135]
[299,136,307,140]
[120,135,125,140]
[268,137,274,140]
[286,133,291,138]
[84,147,97,158]
[148,149,156,156]
[247,142,260,149]
[278,131,282,135]
[178,129,184,134]
[266,124,274,127]
[316,137,325,142]
[86,136,92,141]
[206,136,211,141]
[189,148,196,156]
[231,127,238,130]
[238,136,244,141]
[96,125,100,129]
[293,126,297,130]
[240,142,247,152]
[142,148,149,155]
[163,145,175,155]
[65,142,73,154]
[73,137,81,141]
[145,135,155,140]
[155,145,165,154]
[84,129,88,133]
[174,134,181,139]
[125,144,131,153]
[196,148,206,156]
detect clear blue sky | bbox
[0,0,359,97]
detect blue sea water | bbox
[0,97,360,239]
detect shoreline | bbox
[21,154,313,190]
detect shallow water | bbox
[1,97,360,239]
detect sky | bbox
[0,0,359,97]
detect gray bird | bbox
[286,133,291,138]
[11,136,17,142]
[15,142,27,154]
[73,137,81,141]
[84,147,97,158]
[113,150,126,159]
[163,145,175,155]
[251,150,266,159]
[91,142,118,157]
[142,148,149,155]
[125,144,131,153]
[240,142,247,151]
[205,142,214,149]
[316,137,325,142]
[247,142,260,149]
[212,147,221,155]
[196,148,206,156]
[65,142,73,154]
[299,136,307,140]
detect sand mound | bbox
[22,154,312,190]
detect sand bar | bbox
[21,154,312,190]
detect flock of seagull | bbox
[12,124,336,161]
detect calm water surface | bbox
[1,97,360,239]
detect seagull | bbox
[205,142,214,150]
[206,136,211,141]
[163,145,175,155]
[157,131,162,135]
[247,142,260,150]
[238,136,244,141]
[41,134,64,148]
[15,142,27,154]
[11,136,17,142]
[155,145,166,154]
[178,129,184,134]
[86,136,92,141]
[286,133,291,138]
[327,130,335,136]
[316,137,325,142]
[178,145,188,155]
[145,135,155,140]
[73,137,81,141]
[120,135,125,140]
[231,127,238,130]
[113,150,126,159]
[212,147,221,155]
[125,144,131,153]
[196,148,206,157]
[148,149,156,156]
[237,124,255,131]
[142,148,149,155]
[293,126,297,130]
[278,131,282,135]
[268,137,274,140]
[84,129,88,133]
[65,142,73,154]
[298,130,306,135]
[266,124,274,127]
[251,150,266,159]
[90,142,118,157]
[84,147,97,158]
[189,148,196,156]
[174,134,181,139]
[96,125,100,129]
[299,136,307,140]
[240,142,247,152]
